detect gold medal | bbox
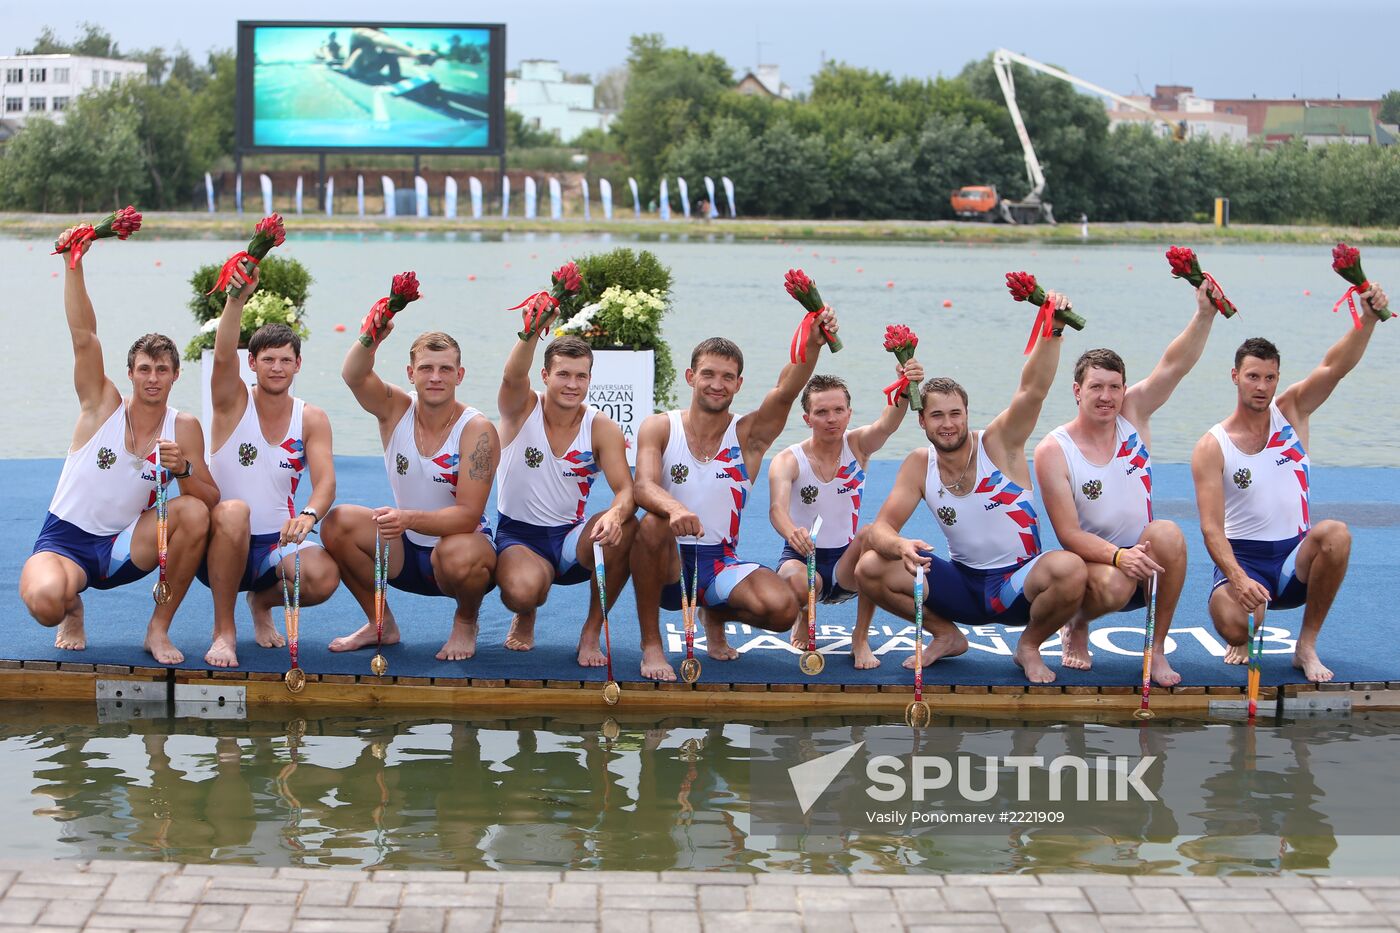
[370,654,388,676]
[680,657,701,684]
[601,718,620,740]
[904,699,931,729]
[1133,708,1155,721]
[601,680,621,705]
[799,651,825,676]
[151,579,172,606]
[284,667,306,693]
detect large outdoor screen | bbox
[236,21,505,154]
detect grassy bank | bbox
[2,211,1397,246]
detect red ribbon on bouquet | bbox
[209,251,259,294]
[1006,271,1085,355]
[784,269,843,362]
[51,205,142,269]
[509,291,561,340]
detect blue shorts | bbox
[197,532,318,594]
[33,512,149,592]
[495,515,589,585]
[1211,533,1308,611]
[662,542,764,612]
[392,537,443,597]
[779,544,858,605]
[921,550,1048,626]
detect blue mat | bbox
[3,457,1396,687]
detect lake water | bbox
[3,234,1397,464]
[4,706,1400,875]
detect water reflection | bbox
[5,707,1397,874]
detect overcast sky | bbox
[4,0,1397,100]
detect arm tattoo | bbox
[468,431,493,481]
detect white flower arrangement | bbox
[555,286,666,337]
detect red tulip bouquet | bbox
[51,206,142,269]
[1165,246,1238,318]
[208,214,286,295]
[882,325,922,411]
[509,261,584,341]
[360,272,422,348]
[1332,243,1392,327]
[784,268,844,362]
[1005,271,1086,354]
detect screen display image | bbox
[243,23,502,151]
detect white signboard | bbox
[587,349,654,467]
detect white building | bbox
[506,59,612,143]
[1,54,146,127]
[735,64,793,101]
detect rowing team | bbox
[21,230,1389,683]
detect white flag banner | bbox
[548,176,562,220]
[295,176,304,215]
[444,176,458,218]
[659,179,671,220]
[204,172,215,213]
[677,177,690,219]
[524,177,537,219]
[722,176,737,217]
[581,178,591,221]
[381,176,396,217]
[599,178,613,220]
[259,174,273,215]
[325,176,334,216]
[502,176,511,217]
[704,176,719,218]
[469,177,483,218]
[357,175,365,216]
[628,177,641,216]
[236,172,243,213]
[415,176,429,217]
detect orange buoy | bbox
[856,268,864,273]
[886,281,895,288]
[942,299,953,308]
[468,274,477,281]
[334,323,347,333]
[1303,289,1311,296]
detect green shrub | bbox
[566,247,677,408]
[184,254,313,360]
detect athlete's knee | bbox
[498,573,546,612]
[319,505,361,551]
[636,512,674,548]
[1144,519,1186,561]
[1312,520,1351,559]
[854,549,887,587]
[1043,551,1087,596]
[21,579,68,627]
[210,499,251,535]
[435,534,495,590]
[169,496,210,537]
[300,555,341,602]
[760,584,800,628]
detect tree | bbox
[506,109,560,148]
[595,66,628,112]
[17,22,120,58]
[1381,90,1400,125]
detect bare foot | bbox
[250,590,287,649]
[702,610,739,661]
[641,645,677,682]
[205,635,239,668]
[1224,643,1250,665]
[1014,641,1056,684]
[1150,654,1182,688]
[437,617,478,661]
[144,629,184,665]
[577,630,608,667]
[505,613,536,651]
[329,613,401,652]
[901,631,970,670]
[1059,621,1093,671]
[789,617,808,649]
[55,599,86,651]
[853,641,881,670]
[1293,647,1334,683]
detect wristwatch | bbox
[173,458,193,480]
[299,507,320,525]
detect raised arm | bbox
[1191,432,1269,612]
[983,292,1067,464]
[767,449,812,557]
[849,358,924,462]
[1278,284,1388,424]
[498,310,556,440]
[342,316,411,427]
[401,414,498,538]
[865,449,937,576]
[167,412,220,510]
[1124,282,1219,424]
[57,229,118,415]
[742,306,838,453]
[211,263,259,412]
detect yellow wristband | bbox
[1112,548,1122,568]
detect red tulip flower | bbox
[1005,271,1086,355]
[1165,246,1238,317]
[360,271,423,348]
[1331,242,1391,325]
[510,260,586,341]
[51,205,144,269]
[882,324,922,410]
[209,213,288,295]
[783,268,844,362]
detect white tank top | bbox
[1047,416,1153,548]
[210,388,306,536]
[662,411,751,546]
[785,433,864,547]
[49,402,177,535]
[497,393,600,527]
[922,433,1042,570]
[384,395,481,547]
[1209,403,1311,540]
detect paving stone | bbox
[1133,876,1225,887]
[1082,887,1143,913]
[203,889,301,906]
[86,915,187,931]
[698,885,747,911]
[1132,889,1189,913]
[502,884,551,907]
[213,875,306,892]
[649,911,702,933]
[602,894,696,912]
[443,907,497,932]
[1270,889,1331,912]
[548,882,598,909]
[17,870,109,887]
[750,885,799,913]
[562,871,657,884]
[1318,889,1375,912]
[183,865,279,878]
[994,912,1055,933]
[699,911,803,932]
[392,906,447,933]
[851,912,905,933]
[373,871,470,884]
[1048,916,1107,933]
[101,873,161,901]
[940,887,995,912]
[891,888,947,913]
[240,904,297,931]
[851,875,942,887]
[797,888,895,911]
[279,867,370,883]
[292,921,392,933]
[83,861,180,875]
[0,899,45,925]
[300,881,354,906]
[598,910,649,933]
[90,900,195,919]
[400,882,499,908]
[661,872,753,885]
[1183,900,1288,914]
[7,883,106,901]
[298,906,397,922]
[352,882,405,907]
[947,874,1040,886]
[1295,915,1396,929]
[153,874,211,902]
[189,903,247,930]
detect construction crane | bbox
[951,48,1181,224]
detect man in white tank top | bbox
[857,291,1088,684]
[323,324,500,662]
[1034,283,1223,686]
[633,310,840,681]
[494,321,636,667]
[202,265,340,668]
[1192,287,1388,683]
[21,229,220,665]
[768,363,923,669]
